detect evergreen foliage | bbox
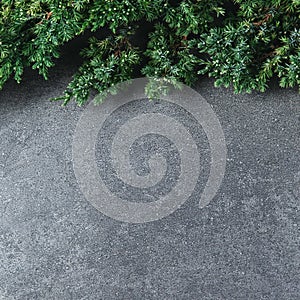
[0,1,299,105]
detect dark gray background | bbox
[0,43,299,299]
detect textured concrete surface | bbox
[0,46,299,299]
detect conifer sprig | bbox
[0,1,299,105]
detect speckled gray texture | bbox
[0,49,299,299]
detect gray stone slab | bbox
[0,53,299,299]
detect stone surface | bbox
[0,47,299,299]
